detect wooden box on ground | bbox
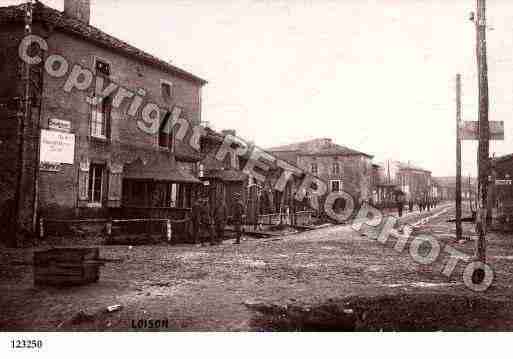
[33,248,102,286]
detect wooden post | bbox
[12,2,34,246]
[456,74,462,241]
[475,0,489,264]
[469,175,475,215]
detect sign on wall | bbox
[40,129,75,165]
[495,179,513,186]
[40,162,62,172]
[460,121,504,140]
[48,118,71,133]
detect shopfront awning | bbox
[203,169,248,182]
[124,157,201,184]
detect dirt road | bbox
[1,203,512,331]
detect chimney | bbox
[64,0,91,24]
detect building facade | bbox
[490,154,513,227]
[0,1,207,237]
[267,138,374,203]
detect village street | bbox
[1,203,513,331]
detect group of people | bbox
[417,198,437,212]
[190,193,245,247]
[396,197,438,217]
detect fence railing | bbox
[257,211,313,226]
[39,207,192,242]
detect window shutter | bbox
[78,160,90,203]
[104,97,112,139]
[108,163,123,207]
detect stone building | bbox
[0,1,207,237]
[267,138,374,203]
[372,160,437,207]
[433,177,476,201]
[199,128,248,218]
[396,163,432,202]
[489,154,513,225]
[371,163,397,207]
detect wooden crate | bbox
[34,248,102,286]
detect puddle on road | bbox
[175,252,209,260]
[366,265,384,272]
[321,246,337,251]
[240,259,267,267]
[384,282,460,289]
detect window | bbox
[332,162,340,176]
[159,112,173,149]
[330,180,343,193]
[161,80,173,99]
[91,96,111,139]
[311,163,318,175]
[95,59,110,77]
[91,58,112,139]
[88,164,105,204]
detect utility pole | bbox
[13,1,34,246]
[456,74,462,241]
[475,0,489,264]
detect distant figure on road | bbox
[231,193,245,245]
[395,193,405,217]
[214,199,228,244]
[397,201,404,217]
[191,196,215,246]
[408,199,414,212]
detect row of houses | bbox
[433,176,477,202]
[488,154,513,229]
[0,0,442,242]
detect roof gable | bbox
[267,138,373,158]
[0,2,207,85]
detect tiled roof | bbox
[174,140,202,162]
[0,2,207,85]
[124,155,201,183]
[203,169,248,182]
[397,162,431,173]
[495,153,513,163]
[202,127,225,144]
[267,138,373,158]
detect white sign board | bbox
[460,121,504,140]
[496,179,513,185]
[48,118,71,133]
[40,129,75,164]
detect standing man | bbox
[232,193,245,245]
[191,196,202,246]
[396,194,404,217]
[214,198,228,244]
[191,196,215,246]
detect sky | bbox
[4,0,513,177]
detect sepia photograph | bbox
[1,0,513,356]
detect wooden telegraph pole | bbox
[13,1,34,246]
[456,74,462,241]
[475,0,489,264]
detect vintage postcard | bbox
[0,0,511,357]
